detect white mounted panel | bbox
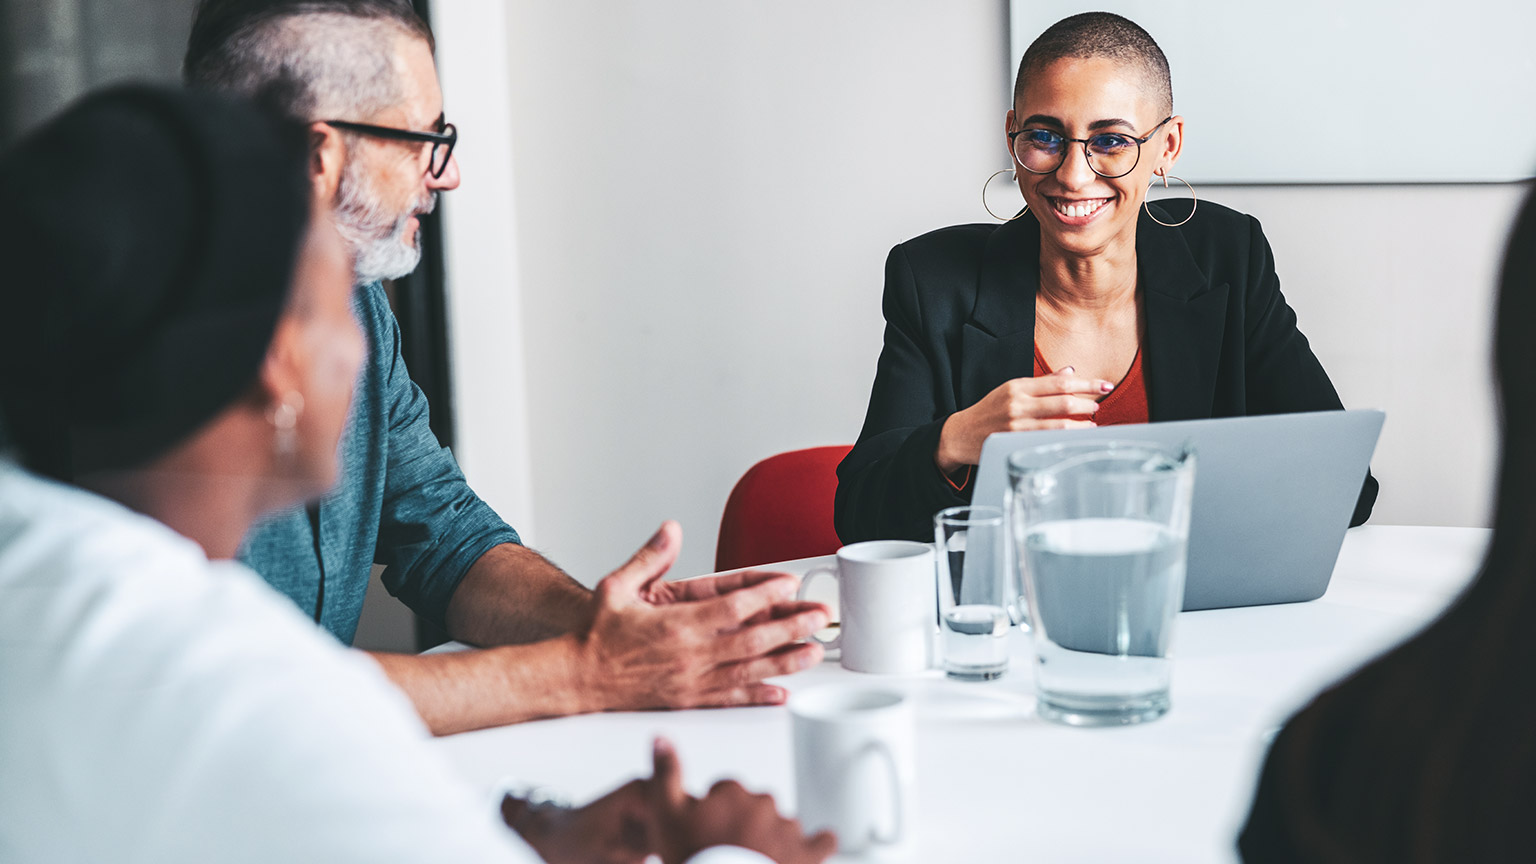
[1009,1,1536,184]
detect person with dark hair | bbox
[834,11,1378,543]
[1237,185,1536,862]
[0,84,833,864]
[181,0,831,734]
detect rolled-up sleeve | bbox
[367,285,521,626]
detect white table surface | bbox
[431,525,1489,863]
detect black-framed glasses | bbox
[323,119,458,178]
[1008,116,1171,179]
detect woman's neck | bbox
[1037,237,1139,317]
[86,467,265,560]
[79,415,288,561]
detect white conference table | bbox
[432,525,1488,863]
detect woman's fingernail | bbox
[1101,382,1115,393]
[647,527,669,551]
[1061,365,1075,374]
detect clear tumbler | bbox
[933,505,1012,680]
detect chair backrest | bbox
[714,445,853,572]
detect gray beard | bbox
[334,158,435,285]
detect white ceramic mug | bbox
[798,540,935,675]
[790,687,914,856]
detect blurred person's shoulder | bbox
[0,462,533,863]
[0,463,205,589]
[0,463,349,684]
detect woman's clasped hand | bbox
[935,367,1116,472]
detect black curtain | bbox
[0,0,197,146]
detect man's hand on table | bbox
[574,521,830,711]
[505,738,836,864]
[371,521,828,732]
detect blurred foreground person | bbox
[0,85,832,864]
[180,0,829,735]
[1239,186,1536,860]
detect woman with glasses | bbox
[834,11,1377,543]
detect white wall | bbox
[1191,184,1525,530]
[1010,0,1536,184]
[432,0,1523,589]
[433,0,538,537]
[502,0,1011,583]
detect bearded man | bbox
[184,0,828,734]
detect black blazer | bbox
[834,200,1379,543]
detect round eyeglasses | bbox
[322,119,458,178]
[1008,116,1171,180]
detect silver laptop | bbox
[972,410,1385,611]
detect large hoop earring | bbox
[1144,172,1197,227]
[983,168,1029,222]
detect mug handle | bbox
[858,741,904,847]
[797,566,840,650]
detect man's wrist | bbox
[547,632,602,716]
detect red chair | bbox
[715,445,853,572]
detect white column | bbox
[428,1,538,540]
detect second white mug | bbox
[790,686,915,856]
[797,540,935,675]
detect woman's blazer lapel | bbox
[959,214,1040,409]
[1136,210,1228,421]
[958,209,1228,421]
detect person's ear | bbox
[256,315,305,416]
[308,122,347,204]
[1005,108,1021,170]
[1155,115,1184,176]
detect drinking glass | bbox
[1008,441,1196,725]
[933,505,1012,680]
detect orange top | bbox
[1034,344,1149,426]
[942,344,1151,493]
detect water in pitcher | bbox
[1023,517,1185,723]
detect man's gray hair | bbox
[183,1,434,122]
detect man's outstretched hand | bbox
[573,521,829,711]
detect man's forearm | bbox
[444,542,594,647]
[369,638,593,735]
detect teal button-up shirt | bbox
[239,282,520,645]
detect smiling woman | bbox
[833,11,1379,545]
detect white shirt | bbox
[0,466,768,864]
